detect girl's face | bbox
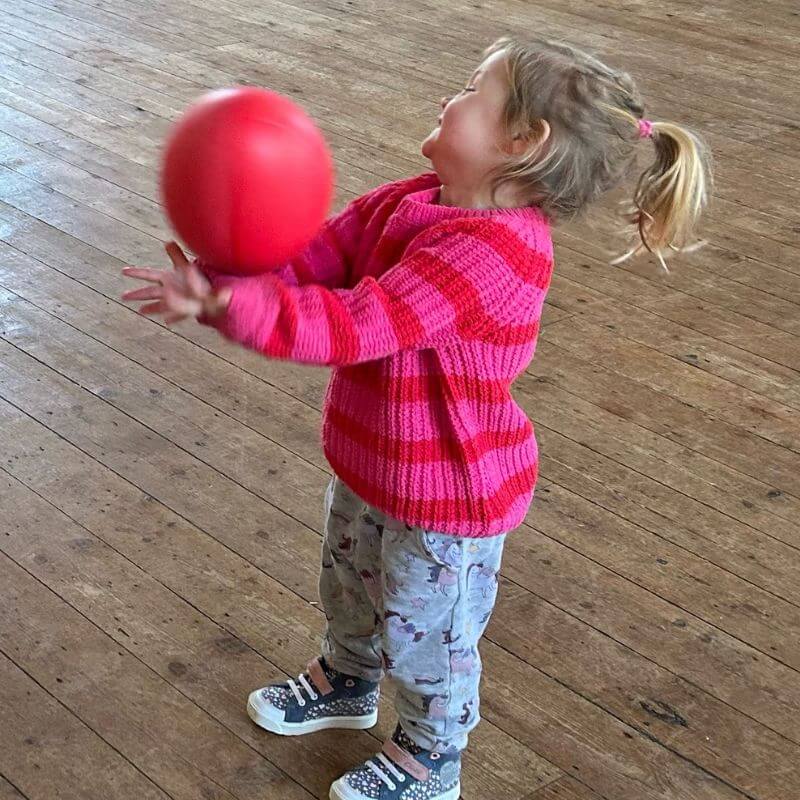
[421,51,514,192]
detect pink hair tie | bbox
[638,118,655,139]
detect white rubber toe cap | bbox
[247,688,378,737]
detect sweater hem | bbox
[324,447,536,538]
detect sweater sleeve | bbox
[228,178,400,289]
[259,192,369,288]
[196,207,360,289]
[202,219,551,367]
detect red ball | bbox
[161,87,334,275]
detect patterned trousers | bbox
[319,478,506,752]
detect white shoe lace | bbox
[366,753,406,791]
[287,672,318,707]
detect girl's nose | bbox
[440,96,451,109]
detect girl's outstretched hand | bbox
[121,241,232,325]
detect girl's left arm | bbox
[198,188,376,291]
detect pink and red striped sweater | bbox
[201,173,554,536]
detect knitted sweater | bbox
[201,173,554,536]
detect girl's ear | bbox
[509,118,551,156]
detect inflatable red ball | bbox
[161,87,334,275]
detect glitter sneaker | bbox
[329,725,461,800]
[247,657,380,736]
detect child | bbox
[123,36,709,800]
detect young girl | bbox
[123,37,709,800]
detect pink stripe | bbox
[393,247,528,338]
[291,289,333,364]
[328,392,528,441]
[460,339,539,374]
[352,285,403,355]
[372,275,432,348]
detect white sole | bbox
[330,778,461,800]
[247,692,378,736]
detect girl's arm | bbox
[273,194,368,288]
[206,175,434,289]
[196,192,370,291]
[201,219,551,366]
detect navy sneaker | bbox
[247,657,379,736]
[329,725,461,800]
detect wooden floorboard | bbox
[528,775,605,800]
[1,2,798,798]
[0,552,317,800]
[0,641,173,800]
[0,776,29,800]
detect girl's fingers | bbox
[121,286,163,302]
[138,301,168,316]
[185,262,210,299]
[122,266,168,283]
[163,285,202,317]
[165,240,190,269]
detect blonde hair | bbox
[485,37,712,270]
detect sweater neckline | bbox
[398,182,547,225]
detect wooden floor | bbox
[1,1,799,798]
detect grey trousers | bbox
[319,478,505,752]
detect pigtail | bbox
[614,117,712,271]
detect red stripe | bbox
[341,365,512,404]
[291,226,341,284]
[372,280,427,349]
[494,319,540,345]
[351,194,373,226]
[466,219,552,287]
[319,288,360,364]
[371,232,412,275]
[376,224,550,345]
[265,283,297,359]
[290,242,312,283]
[322,224,350,269]
[403,252,484,339]
[326,404,533,464]
[291,256,314,284]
